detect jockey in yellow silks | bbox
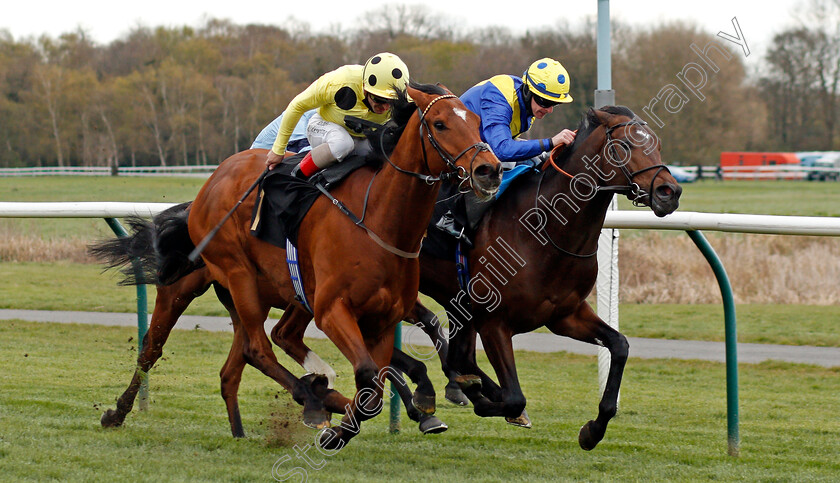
[265,53,409,177]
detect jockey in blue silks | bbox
[435,58,577,245]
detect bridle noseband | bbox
[547,119,670,207]
[537,117,671,257]
[602,120,670,206]
[378,94,491,190]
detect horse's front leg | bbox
[546,301,628,451]
[472,323,527,422]
[270,305,351,415]
[405,300,468,405]
[315,300,389,450]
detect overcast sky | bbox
[2,1,805,59]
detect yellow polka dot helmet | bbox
[363,52,410,99]
[523,58,573,104]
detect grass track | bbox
[1,321,838,481]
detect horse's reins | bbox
[319,93,492,259]
[537,119,670,258]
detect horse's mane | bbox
[372,81,447,156]
[552,105,637,166]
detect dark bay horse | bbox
[416,105,682,450]
[96,83,501,448]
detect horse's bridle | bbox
[377,94,491,190]
[538,118,670,258]
[601,120,670,207]
[547,119,670,207]
[321,93,492,259]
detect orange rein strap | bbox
[542,129,578,180]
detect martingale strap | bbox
[285,239,314,314]
[455,241,470,291]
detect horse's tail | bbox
[88,201,204,286]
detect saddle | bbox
[250,116,391,247]
[250,153,373,247]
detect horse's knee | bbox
[354,364,378,391]
[406,360,428,381]
[610,334,629,362]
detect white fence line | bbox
[0,166,217,177]
[2,202,839,236]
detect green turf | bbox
[0,320,838,481]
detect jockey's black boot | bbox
[434,210,473,248]
[290,164,308,180]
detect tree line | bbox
[0,3,836,168]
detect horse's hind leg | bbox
[390,348,436,414]
[388,349,449,434]
[466,323,527,421]
[214,283,249,437]
[101,269,213,428]
[546,301,628,451]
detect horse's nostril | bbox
[655,184,678,199]
[474,164,498,179]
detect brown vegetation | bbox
[3,229,838,305]
[619,232,840,305]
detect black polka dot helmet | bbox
[363,52,409,99]
[523,58,573,104]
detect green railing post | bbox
[105,217,149,411]
[389,323,402,433]
[686,230,739,457]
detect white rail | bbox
[2,202,838,236]
[0,202,177,218]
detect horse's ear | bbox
[434,82,454,95]
[407,86,434,112]
[591,107,612,126]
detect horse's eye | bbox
[433,120,447,131]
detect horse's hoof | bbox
[302,409,331,430]
[318,427,347,451]
[301,373,330,399]
[454,374,481,392]
[418,415,448,434]
[100,409,124,428]
[412,392,436,415]
[444,383,470,406]
[578,420,601,451]
[505,409,531,429]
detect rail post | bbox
[104,217,149,411]
[389,323,402,433]
[686,230,739,456]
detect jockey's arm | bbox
[270,79,328,158]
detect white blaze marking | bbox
[303,351,337,388]
[454,108,467,122]
[635,129,651,142]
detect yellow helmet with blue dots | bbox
[523,58,573,104]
